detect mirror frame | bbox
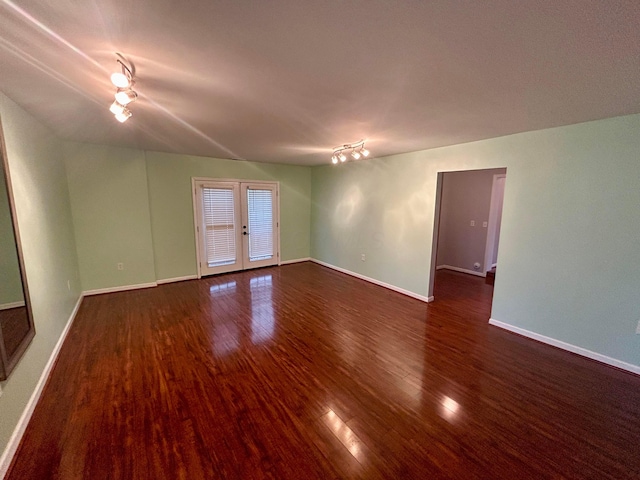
[0,117,35,380]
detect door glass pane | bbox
[202,187,237,267]
[247,188,273,261]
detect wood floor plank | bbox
[6,262,640,479]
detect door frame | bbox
[192,177,281,279]
[483,174,506,273]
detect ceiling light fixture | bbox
[108,54,137,123]
[109,101,126,115]
[114,109,132,123]
[115,89,137,105]
[331,140,370,165]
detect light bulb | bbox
[351,151,361,160]
[331,155,338,164]
[339,152,347,162]
[114,109,132,123]
[109,101,126,115]
[361,148,369,157]
[115,90,137,105]
[111,72,131,88]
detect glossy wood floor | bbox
[7,263,640,479]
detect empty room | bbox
[0,1,639,479]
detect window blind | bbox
[247,188,273,261]
[202,187,236,267]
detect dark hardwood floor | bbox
[7,262,640,479]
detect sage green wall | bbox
[311,114,640,368]
[145,151,311,281]
[64,143,156,291]
[0,93,81,457]
[0,160,23,306]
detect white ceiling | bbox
[0,1,638,166]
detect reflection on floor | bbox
[7,263,640,479]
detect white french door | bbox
[194,179,279,276]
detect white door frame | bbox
[192,177,281,279]
[483,174,506,273]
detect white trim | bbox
[489,318,640,376]
[436,265,486,277]
[191,177,203,279]
[279,257,311,265]
[0,301,25,311]
[311,259,433,303]
[0,294,83,479]
[156,275,198,285]
[82,282,157,296]
[484,173,506,273]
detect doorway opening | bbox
[192,178,280,277]
[428,168,507,309]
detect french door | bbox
[194,180,279,276]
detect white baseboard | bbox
[156,275,198,285]
[0,301,25,311]
[0,294,84,479]
[82,282,157,296]
[279,257,311,266]
[489,318,640,376]
[436,265,486,277]
[311,259,433,303]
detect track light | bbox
[108,54,137,123]
[114,109,132,123]
[109,101,126,115]
[115,89,137,105]
[110,72,131,89]
[331,140,370,164]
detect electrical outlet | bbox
[117,263,124,271]
[361,254,366,262]
[636,320,640,335]
[470,220,475,226]
[67,280,71,291]
[482,221,488,228]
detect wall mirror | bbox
[0,119,35,380]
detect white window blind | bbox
[202,187,237,267]
[247,188,273,261]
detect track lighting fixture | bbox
[108,54,137,123]
[109,101,126,115]
[114,109,132,123]
[331,140,370,165]
[115,89,137,105]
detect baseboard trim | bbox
[0,294,83,479]
[279,257,311,266]
[82,282,158,296]
[156,275,198,285]
[0,301,25,311]
[489,318,640,376]
[311,259,433,303]
[436,265,485,277]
